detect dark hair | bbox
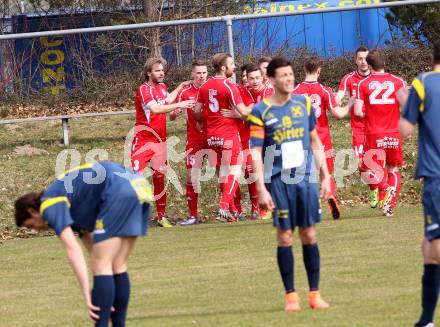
[245,63,261,75]
[304,56,322,74]
[366,49,385,70]
[355,45,369,55]
[212,53,232,73]
[240,63,250,73]
[14,192,43,227]
[434,40,440,65]
[258,56,272,65]
[192,59,208,68]
[266,57,292,78]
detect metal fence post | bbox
[224,15,236,82]
[61,118,69,146]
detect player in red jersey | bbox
[247,64,275,219]
[293,57,352,220]
[240,64,250,87]
[223,71,255,221]
[336,46,370,160]
[132,57,194,227]
[171,60,209,225]
[247,63,275,102]
[194,53,252,222]
[354,50,406,217]
[259,56,275,92]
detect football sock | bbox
[220,174,239,210]
[277,246,295,293]
[111,272,130,327]
[153,172,166,218]
[92,275,115,327]
[330,176,337,197]
[387,171,401,208]
[248,182,259,213]
[186,181,198,218]
[233,185,242,214]
[418,264,440,325]
[303,243,320,291]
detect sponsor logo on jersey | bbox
[273,127,305,144]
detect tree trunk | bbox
[144,0,162,58]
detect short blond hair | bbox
[143,57,167,81]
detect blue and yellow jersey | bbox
[40,162,152,236]
[248,94,316,178]
[402,70,440,179]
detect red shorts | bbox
[352,132,365,159]
[362,133,403,170]
[131,137,167,174]
[207,133,243,167]
[186,141,209,169]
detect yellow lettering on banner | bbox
[297,3,313,10]
[243,5,251,14]
[339,0,354,6]
[279,4,295,12]
[255,7,269,14]
[270,4,277,12]
[43,67,65,83]
[41,50,65,65]
[44,84,66,96]
[316,2,329,8]
[40,36,63,47]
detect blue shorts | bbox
[93,178,151,244]
[266,175,321,230]
[423,178,440,241]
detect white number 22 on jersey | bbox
[208,89,219,112]
[369,81,395,105]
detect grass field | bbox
[0,111,431,326]
[0,205,431,326]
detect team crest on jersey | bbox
[290,106,303,117]
[94,219,106,235]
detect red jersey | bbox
[135,82,169,141]
[196,76,243,137]
[177,83,206,144]
[293,81,337,146]
[248,84,275,103]
[356,73,406,135]
[235,83,255,144]
[338,70,369,132]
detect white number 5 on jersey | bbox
[208,89,219,112]
[369,81,395,105]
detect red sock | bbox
[233,185,242,214]
[153,172,166,218]
[363,169,388,191]
[387,171,401,208]
[330,176,337,197]
[220,174,239,210]
[186,181,198,218]
[248,181,259,213]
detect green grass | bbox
[0,110,429,326]
[0,205,433,326]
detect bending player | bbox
[354,49,406,216]
[293,56,352,219]
[249,57,331,312]
[14,162,152,327]
[131,57,194,227]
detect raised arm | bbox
[150,100,195,114]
